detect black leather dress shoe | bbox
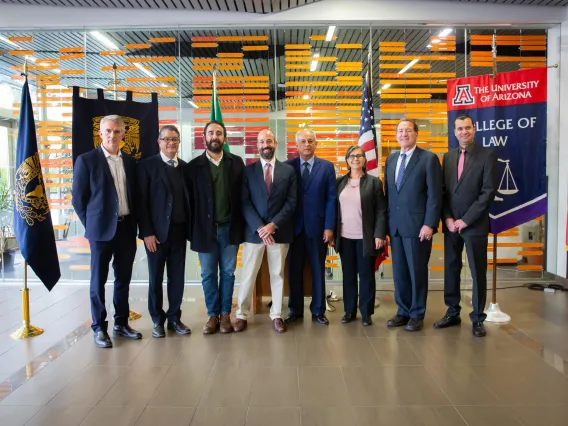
[386,315,410,328]
[362,316,373,326]
[341,313,356,324]
[94,331,112,348]
[113,324,142,340]
[433,315,462,329]
[472,322,486,337]
[284,313,304,324]
[152,324,166,338]
[405,318,423,332]
[168,321,191,335]
[312,314,329,325]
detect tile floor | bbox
[0,282,567,425]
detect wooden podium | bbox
[251,251,313,313]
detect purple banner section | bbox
[490,196,547,235]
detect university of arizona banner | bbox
[447,67,547,234]
[71,88,159,163]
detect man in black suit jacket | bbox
[234,129,297,334]
[187,121,245,335]
[434,114,497,337]
[72,115,142,348]
[138,125,192,338]
[384,118,443,332]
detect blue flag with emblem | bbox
[13,78,61,291]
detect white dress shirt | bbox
[206,150,224,167]
[260,157,276,182]
[160,151,178,167]
[395,145,417,180]
[101,144,130,216]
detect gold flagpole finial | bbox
[23,58,28,78]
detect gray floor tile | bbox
[510,405,568,426]
[135,407,195,426]
[148,365,213,407]
[189,407,247,426]
[369,338,422,366]
[0,405,42,426]
[404,406,467,426]
[341,366,401,406]
[198,364,255,407]
[26,406,94,426]
[455,406,523,426]
[79,405,145,426]
[98,366,169,407]
[249,366,299,406]
[352,407,411,426]
[245,407,300,426]
[384,367,451,406]
[298,367,349,407]
[300,406,357,426]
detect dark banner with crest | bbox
[71,87,159,163]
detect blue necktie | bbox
[167,159,175,167]
[396,153,407,191]
[302,161,310,186]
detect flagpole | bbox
[11,60,45,339]
[486,31,510,324]
[213,64,218,119]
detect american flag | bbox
[358,67,379,177]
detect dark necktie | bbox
[265,163,272,195]
[167,159,175,167]
[396,153,407,191]
[302,161,310,186]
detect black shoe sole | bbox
[113,331,142,340]
[152,332,166,338]
[94,340,112,348]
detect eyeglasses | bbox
[347,154,364,160]
[160,138,180,144]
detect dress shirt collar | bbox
[206,150,223,166]
[260,156,276,170]
[101,144,122,159]
[160,151,178,167]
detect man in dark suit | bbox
[72,114,142,348]
[434,114,497,337]
[138,125,192,338]
[234,129,297,333]
[384,118,443,331]
[285,129,336,326]
[187,120,245,335]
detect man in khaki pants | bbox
[234,129,297,333]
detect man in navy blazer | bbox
[72,115,142,348]
[138,125,192,338]
[285,129,336,325]
[384,118,443,332]
[234,129,297,333]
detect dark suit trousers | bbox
[89,219,137,332]
[288,228,327,316]
[339,238,377,318]
[146,223,187,325]
[444,231,488,322]
[391,235,432,319]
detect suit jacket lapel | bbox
[390,152,399,190]
[305,157,321,190]
[398,148,420,192]
[257,160,269,199]
[97,146,116,193]
[157,155,174,195]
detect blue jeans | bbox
[197,223,239,317]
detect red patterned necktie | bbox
[457,149,465,180]
[265,163,272,195]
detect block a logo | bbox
[452,84,475,106]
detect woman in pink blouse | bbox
[334,146,387,326]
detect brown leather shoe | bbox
[202,316,219,335]
[233,318,247,332]
[273,318,286,333]
[219,314,233,334]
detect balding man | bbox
[285,129,337,325]
[234,129,297,333]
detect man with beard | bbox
[187,120,245,334]
[234,129,297,333]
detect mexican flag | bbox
[210,82,230,153]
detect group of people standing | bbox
[72,113,496,349]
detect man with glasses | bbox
[384,118,442,332]
[138,125,192,337]
[187,120,245,334]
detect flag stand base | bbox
[11,285,44,339]
[485,303,511,323]
[129,310,142,320]
[11,322,44,339]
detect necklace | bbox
[348,177,361,188]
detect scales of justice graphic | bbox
[494,158,518,201]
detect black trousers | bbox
[89,219,137,332]
[288,228,328,316]
[339,238,377,318]
[391,235,432,319]
[444,231,488,322]
[146,223,187,325]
